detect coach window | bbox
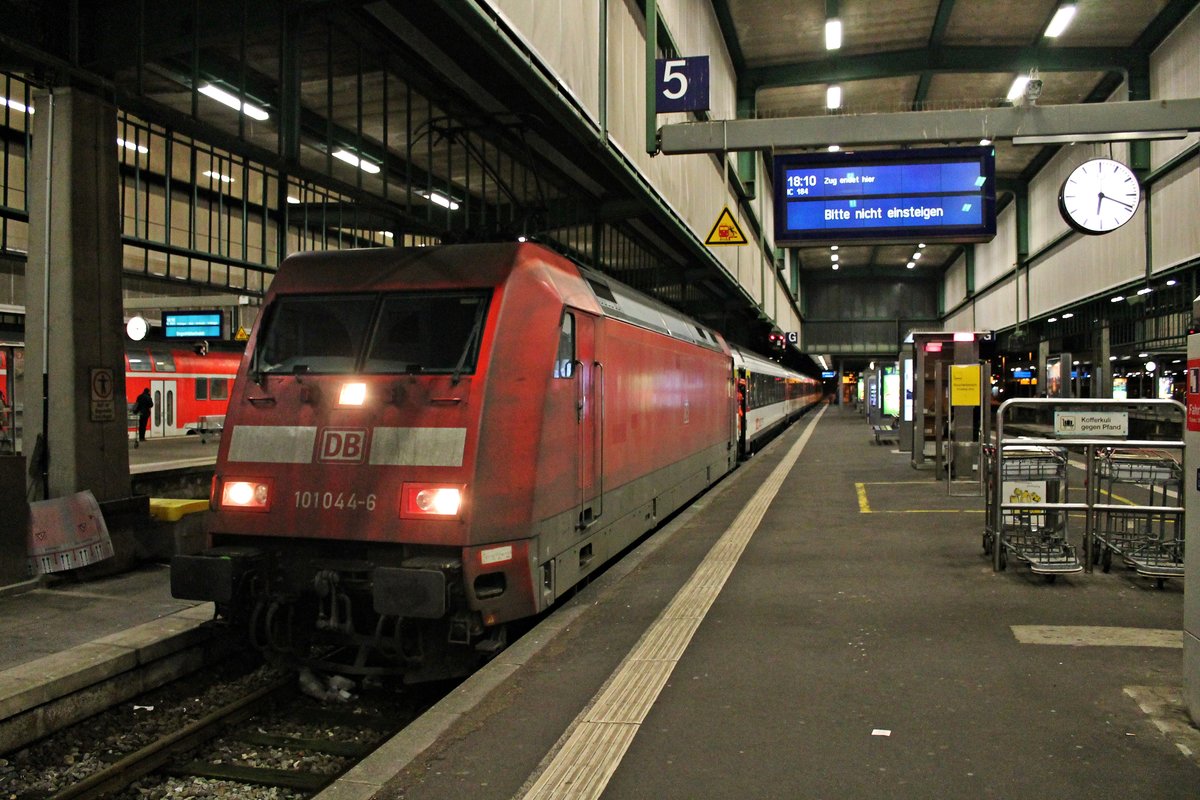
[211,378,229,400]
[153,351,176,372]
[127,351,152,373]
[554,313,575,378]
[194,378,208,400]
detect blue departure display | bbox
[164,311,222,338]
[773,147,996,244]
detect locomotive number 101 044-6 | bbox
[294,491,377,511]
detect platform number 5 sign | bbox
[656,56,709,114]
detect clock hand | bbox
[1100,194,1134,210]
[1097,193,1103,214]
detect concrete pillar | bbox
[25,88,130,501]
[1097,324,1112,398]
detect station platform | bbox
[327,404,1198,800]
[128,432,218,476]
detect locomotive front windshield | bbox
[255,291,491,376]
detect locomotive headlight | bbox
[401,483,465,519]
[339,382,367,406]
[220,479,271,511]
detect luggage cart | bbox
[984,444,1082,581]
[1093,448,1184,588]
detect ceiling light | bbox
[202,170,233,183]
[831,254,839,262]
[830,245,839,251]
[1048,317,1058,323]
[420,190,460,211]
[828,144,840,152]
[906,262,915,269]
[198,83,269,121]
[832,263,839,271]
[286,196,301,204]
[383,231,394,239]
[117,138,148,155]
[1137,287,1152,295]
[825,18,842,50]
[1166,279,1178,286]
[0,96,32,114]
[917,243,926,249]
[826,85,842,110]
[1109,356,1118,361]
[1111,295,1124,302]
[1062,312,1074,319]
[332,149,381,174]
[1006,75,1030,102]
[979,138,992,146]
[1138,352,1149,358]
[1043,4,1077,38]
[912,252,921,260]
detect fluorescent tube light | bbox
[286,196,301,204]
[1,96,32,114]
[332,149,381,174]
[1006,76,1030,102]
[117,138,148,154]
[827,144,840,152]
[198,84,269,121]
[203,170,234,184]
[421,190,460,211]
[826,85,842,110]
[906,262,915,269]
[1110,295,1124,303]
[825,18,842,50]
[1136,287,1152,295]
[1044,4,1076,38]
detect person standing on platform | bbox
[134,388,154,442]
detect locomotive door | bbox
[573,311,602,527]
[149,379,179,437]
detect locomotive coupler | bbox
[313,569,354,633]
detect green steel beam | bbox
[912,0,956,110]
[741,46,1134,92]
[645,0,658,155]
[709,0,745,73]
[661,98,1200,153]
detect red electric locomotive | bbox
[172,242,808,680]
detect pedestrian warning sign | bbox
[234,326,249,341]
[705,207,748,246]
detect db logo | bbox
[317,428,368,463]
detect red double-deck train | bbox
[172,242,819,680]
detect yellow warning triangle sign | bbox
[234,326,249,341]
[705,207,748,246]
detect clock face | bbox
[1058,157,1140,235]
[126,316,147,341]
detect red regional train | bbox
[172,242,819,680]
[125,343,242,439]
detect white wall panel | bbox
[1150,159,1200,272]
[1151,5,1200,167]
[975,203,1017,289]
[489,0,602,122]
[970,276,1019,333]
[944,252,967,310]
[1027,207,1146,316]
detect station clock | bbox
[1057,157,1140,235]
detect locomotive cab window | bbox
[554,312,575,378]
[363,291,490,375]
[256,295,375,374]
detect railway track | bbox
[3,655,445,800]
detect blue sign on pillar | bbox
[655,56,710,113]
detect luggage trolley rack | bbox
[984,444,1082,580]
[1092,448,1184,587]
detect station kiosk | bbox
[905,331,990,477]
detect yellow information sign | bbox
[234,326,250,341]
[705,207,748,246]
[950,364,981,406]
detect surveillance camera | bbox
[1024,79,1043,101]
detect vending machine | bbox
[1184,301,1200,725]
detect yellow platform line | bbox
[855,482,871,513]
